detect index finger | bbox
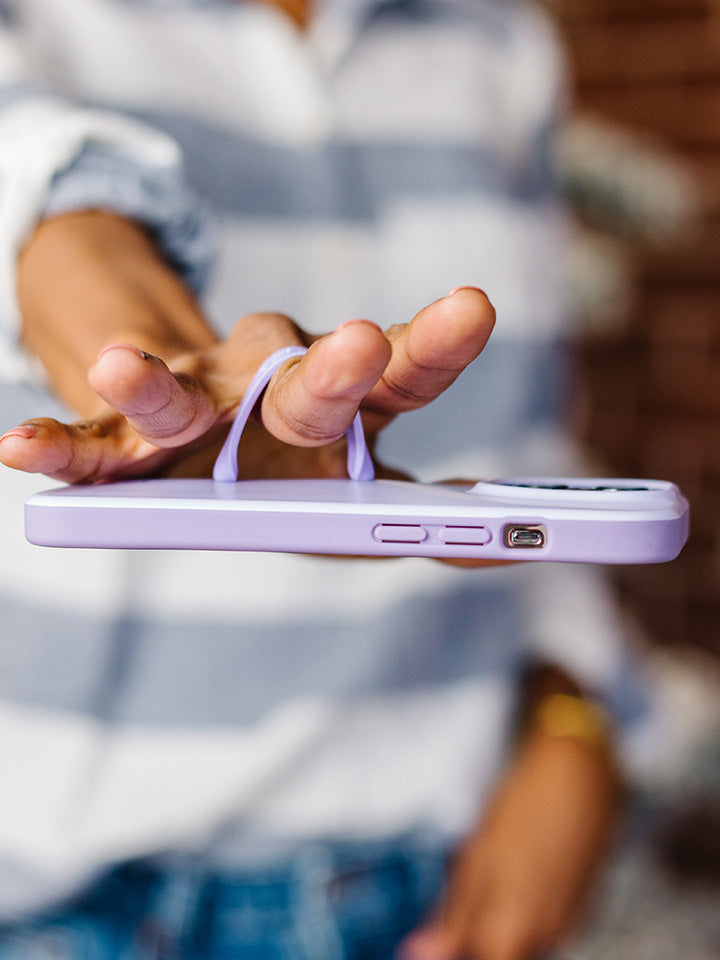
[363,287,495,420]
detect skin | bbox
[0,5,621,953]
[0,213,495,485]
[399,731,619,960]
[400,668,620,960]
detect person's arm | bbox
[18,212,218,417]
[0,4,214,377]
[0,8,497,512]
[1,209,496,485]
[400,663,619,960]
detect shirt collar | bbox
[139,0,407,69]
[309,0,406,70]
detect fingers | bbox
[1,290,495,483]
[0,320,391,483]
[259,288,493,446]
[260,319,391,446]
[0,415,141,483]
[88,344,218,447]
[400,902,559,960]
[365,287,495,420]
[466,901,555,960]
[0,344,221,482]
[398,834,569,960]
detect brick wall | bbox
[552,0,720,653]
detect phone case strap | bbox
[213,345,375,482]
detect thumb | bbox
[88,344,218,447]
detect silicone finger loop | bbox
[347,411,375,481]
[213,345,375,482]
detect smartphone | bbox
[24,476,689,563]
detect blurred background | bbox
[536,1,720,956]
[556,0,720,661]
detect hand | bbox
[0,212,495,485]
[399,731,619,960]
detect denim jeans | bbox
[0,836,448,960]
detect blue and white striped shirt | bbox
[0,0,652,917]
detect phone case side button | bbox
[372,524,428,544]
[438,526,492,546]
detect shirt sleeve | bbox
[0,8,215,382]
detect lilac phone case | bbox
[23,476,689,563]
[24,348,690,563]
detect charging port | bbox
[503,524,547,549]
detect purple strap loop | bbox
[213,345,375,482]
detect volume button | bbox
[372,524,428,544]
[439,526,491,545]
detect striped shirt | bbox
[0,0,651,917]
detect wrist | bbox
[18,211,218,414]
[529,692,614,756]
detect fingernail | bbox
[0,424,37,442]
[446,286,476,298]
[95,343,154,362]
[336,318,383,333]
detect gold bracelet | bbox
[532,693,613,751]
